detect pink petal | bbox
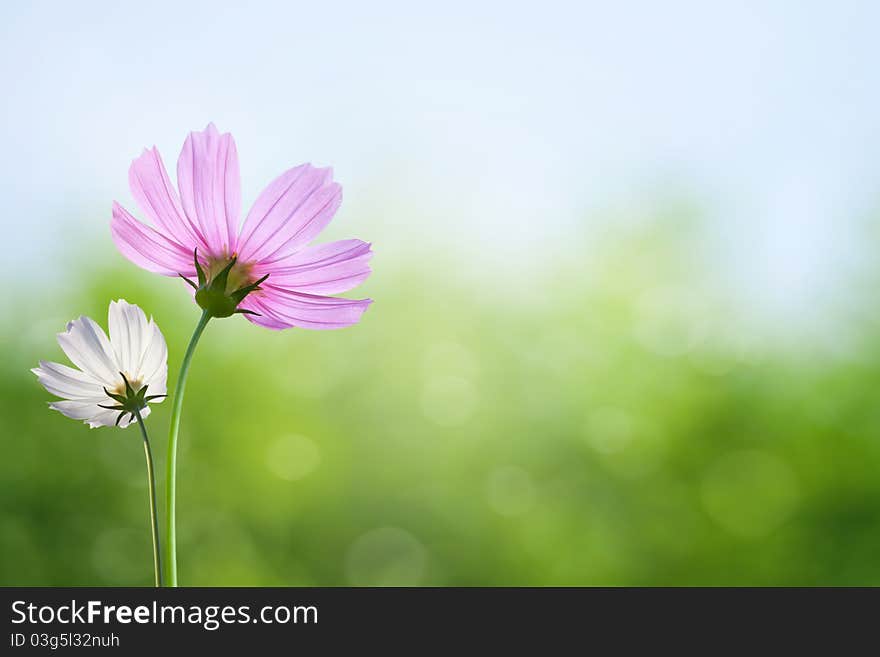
[238,306,290,330]
[129,146,208,252]
[236,164,341,265]
[177,123,241,257]
[255,239,372,295]
[111,202,197,276]
[240,286,372,330]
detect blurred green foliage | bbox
[4,212,880,586]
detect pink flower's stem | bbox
[164,309,211,586]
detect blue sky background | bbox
[2,1,879,333]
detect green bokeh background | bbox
[4,205,880,587]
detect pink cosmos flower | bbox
[111,124,372,329]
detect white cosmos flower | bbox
[32,300,168,428]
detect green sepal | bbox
[194,249,207,287]
[102,374,154,430]
[183,251,271,320]
[103,387,127,404]
[120,372,135,398]
[212,256,238,293]
[231,273,270,303]
[179,274,198,290]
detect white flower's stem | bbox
[133,407,162,587]
[164,309,211,587]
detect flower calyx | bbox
[180,249,268,319]
[99,372,165,427]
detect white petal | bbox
[87,409,124,428]
[139,319,168,397]
[49,400,106,423]
[32,360,105,401]
[107,300,168,398]
[108,299,147,376]
[56,316,120,385]
[49,401,150,428]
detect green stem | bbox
[164,309,211,587]
[133,408,162,587]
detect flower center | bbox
[205,256,257,295]
[109,374,143,397]
[186,248,269,319]
[100,372,164,427]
